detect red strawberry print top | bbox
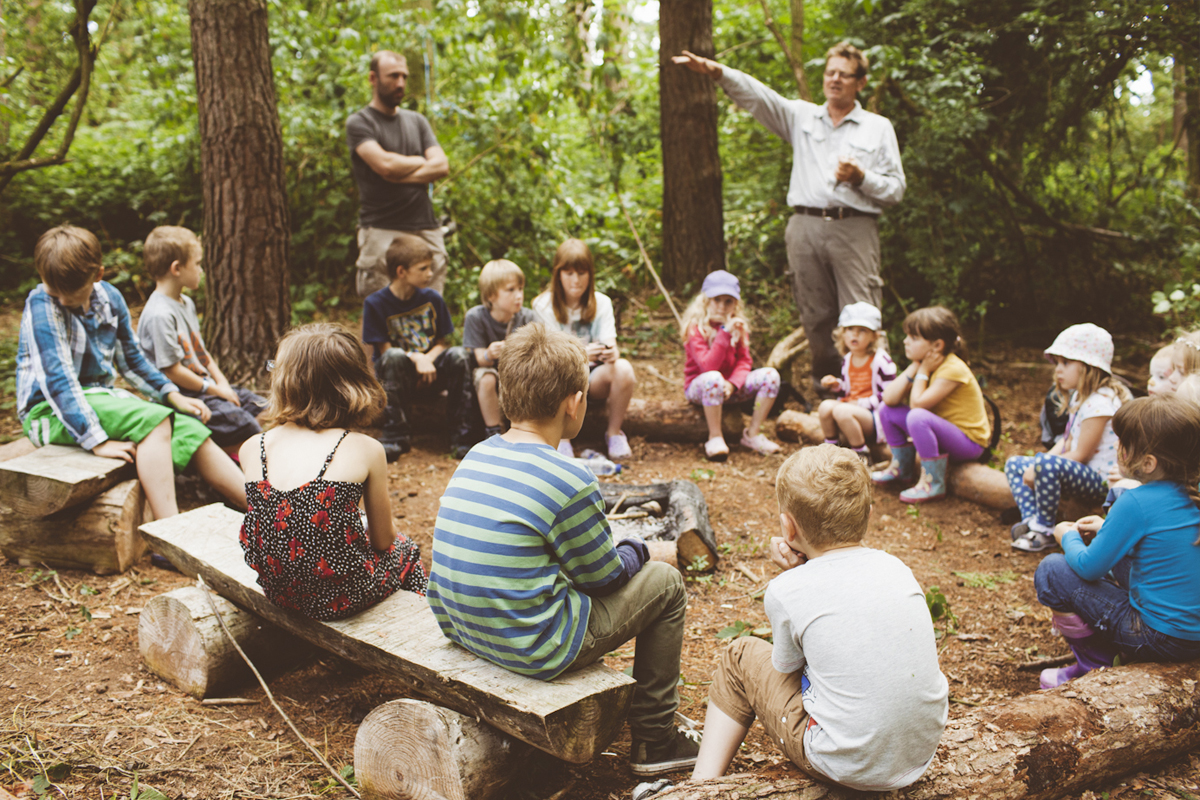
[240,430,427,620]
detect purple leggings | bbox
[878,404,985,461]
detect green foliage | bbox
[716,620,772,641]
[0,0,1194,347]
[925,585,958,632]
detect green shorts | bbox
[23,388,212,472]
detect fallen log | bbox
[0,443,134,517]
[580,398,744,442]
[139,585,313,699]
[774,410,825,445]
[0,479,150,574]
[766,326,809,372]
[139,504,636,763]
[947,462,1014,511]
[645,660,1200,800]
[354,699,532,800]
[599,481,719,572]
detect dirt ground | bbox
[2,303,1200,800]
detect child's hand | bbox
[486,341,504,363]
[213,382,241,406]
[1052,522,1076,547]
[723,380,736,400]
[1106,464,1122,487]
[728,317,748,343]
[597,343,618,364]
[769,536,806,570]
[412,353,438,384]
[1075,515,1104,538]
[819,374,841,390]
[584,342,607,363]
[169,392,212,423]
[920,351,945,375]
[1022,463,1036,489]
[92,439,136,463]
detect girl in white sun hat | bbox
[1005,324,1132,553]
[817,302,897,466]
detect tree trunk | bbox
[139,585,313,699]
[659,0,725,287]
[580,397,743,442]
[354,699,532,800]
[189,0,290,385]
[789,0,810,101]
[645,661,1200,799]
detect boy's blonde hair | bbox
[832,326,879,357]
[34,225,103,294]
[263,323,385,430]
[1173,331,1200,377]
[479,259,525,309]
[679,292,749,343]
[498,323,588,422]
[1053,363,1134,416]
[385,233,434,280]
[144,226,201,279]
[776,444,872,547]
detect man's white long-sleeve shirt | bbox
[716,66,906,213]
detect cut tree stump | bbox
[580,398,743,442]
[354,699,532,800]
[0,438,36,464]
[643,660,1200,800]
[599,481,719,572]
[139,585,313,699]
[139,504,636,763]
[0,443,134,517]
[0,479,150,574]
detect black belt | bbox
[793,205,879,220]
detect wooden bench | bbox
[0,439,150,574]
[138,504,637,766]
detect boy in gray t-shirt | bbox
[136,226,265,452]
[641,445,947,797]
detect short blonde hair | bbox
[479,259,525,309]
[825,41,869,78]
[498,323,588,423]
[263,323,385,430]
[832,326,879,357]
[34,225,103,294]
[776,444,872,547]
[1173,331,1200,377]
[144,226,201,279]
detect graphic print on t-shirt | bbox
[386,302,439,353]
[178,331,212,376]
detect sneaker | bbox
[740,431,781,455]
[380,438,411,463]
[1012,530,1055,553]
[704,437,729,462]
[557,439,575,458]
[1010,520,1031,541]
[632,780,674,800]
[606,431,633,460]
[630,728,701,777]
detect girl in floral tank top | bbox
[239,324,426,621]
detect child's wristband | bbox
[913,373,929,382]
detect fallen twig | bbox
[607,492,630,518]
[200,698,260,706]
[1017,653,1075,671]
[643,363,682,387]
[735,563,763,586]
[198,578,361,799]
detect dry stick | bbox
[642,363,682,387]
[196,578,361,799]
[1017,653,1076,671]
[607,491,630,517]
[618,198,683,330]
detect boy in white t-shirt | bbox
[637,444,948,798]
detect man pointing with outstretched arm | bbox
[673,43,904,396]
[348,50,450,297]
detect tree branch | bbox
[755,0,809,100]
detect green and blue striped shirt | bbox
[428,436,621,679]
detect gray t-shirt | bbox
[137,291,212,377]
[462,306,536,350]
[764,547,948,791]
[346,106,439,231]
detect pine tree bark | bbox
[659,0,725,287]
[189,0,290,384]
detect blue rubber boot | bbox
[900,455,948,503]
[871,444,917,486]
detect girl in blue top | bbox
[1034,394,1200,689]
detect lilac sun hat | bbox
[701,270,740,301]
[1044,323,1114,375]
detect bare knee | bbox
[615,358,637,389]
[818,399,837,420]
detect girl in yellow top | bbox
[872,307,990,503]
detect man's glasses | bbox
[824,69,862,81]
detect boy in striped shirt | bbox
[428,323,698,776]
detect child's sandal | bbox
[704,437,729,462]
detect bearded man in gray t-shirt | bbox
[347,50,450,297]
